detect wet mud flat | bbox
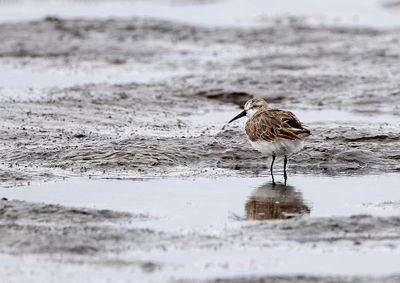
[1,7,400,283]
[1,18,400,184]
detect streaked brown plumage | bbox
[228,97,311,185]
[245,108,311,142]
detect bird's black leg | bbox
[283,155,288,186]
[270,155,276,186]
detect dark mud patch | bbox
[0,199,138,224]
[195,90,253,107]
[238,214,400,245]
[196,90,288,107]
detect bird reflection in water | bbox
[245,183,310,220]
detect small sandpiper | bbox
[229,97,311,185]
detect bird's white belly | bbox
[248,139,304,157]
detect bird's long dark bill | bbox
[228,110,246,123]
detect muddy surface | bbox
[1,18,400,185]
[1,1,400,282]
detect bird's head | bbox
[228,97,268,123]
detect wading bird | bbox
[229,97,311,185]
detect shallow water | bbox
[0,0,399,28]
[0,64,183,88]
[2,174,400,232]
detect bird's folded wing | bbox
[276,110,311,136]
[245,109,310,142]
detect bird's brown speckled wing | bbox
[245,109,311,142]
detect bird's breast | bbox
[248,138,304,157]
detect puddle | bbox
[2,174,400,232]
[0,0,400,28]
[0,64,184,89]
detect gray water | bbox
[2,174,400,232]
[0,0,399,28]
